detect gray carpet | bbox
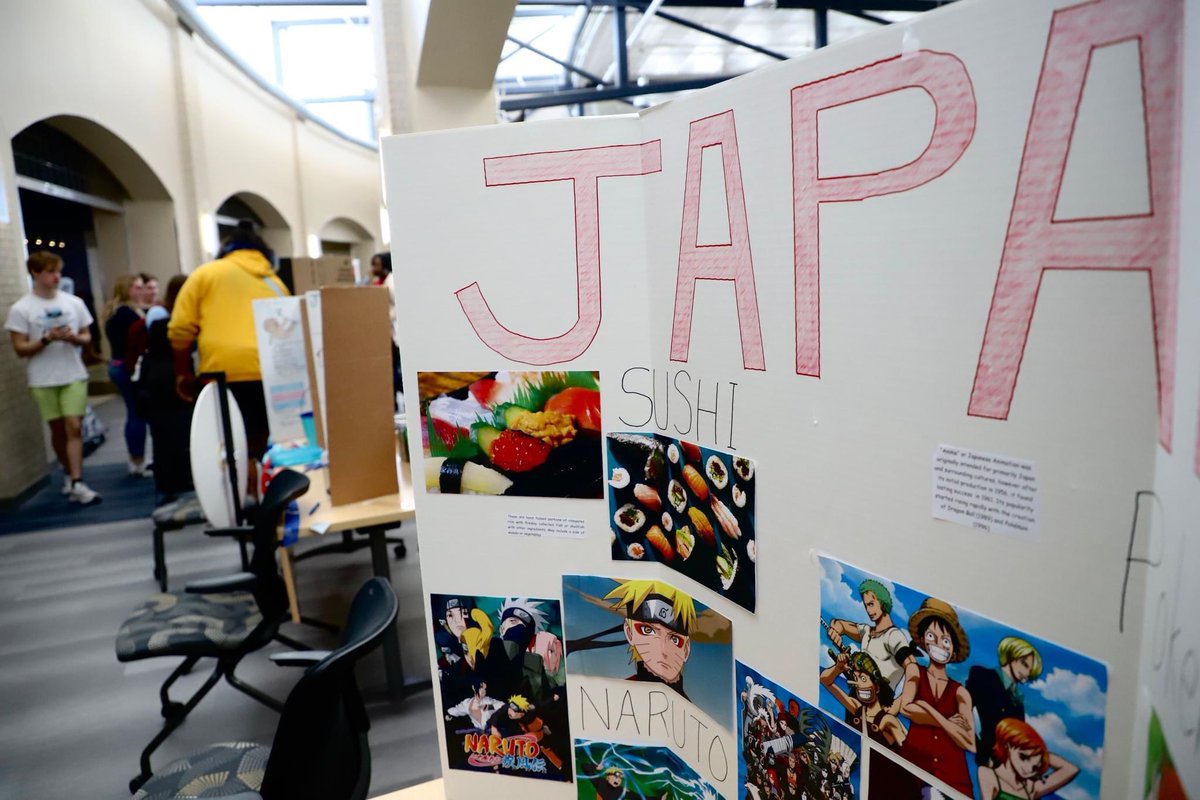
[0,397,440,798]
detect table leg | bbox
[368,527,406,702]
[279,546,302,624]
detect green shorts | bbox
[31,380,88,422]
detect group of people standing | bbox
[821,582,1079,800]
[7,219,399,511]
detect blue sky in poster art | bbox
[816,556,1108,800]
[563,575,734,731]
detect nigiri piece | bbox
[646,525,674,560]
[634,483,662,513]
[676,526,694,560]
[681,441,702,463]
[710,495,742,539]
[716,541,738,590]
[688,507,715,546]
[424,457,512,495]
[544,386,601,432]
[682,465,708,502]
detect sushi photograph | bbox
[606,433,757,612]
[418,371,604,498]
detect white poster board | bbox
[384,1,1196,798]
[252,296,311,444]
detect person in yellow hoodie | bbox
[169,219,288,472]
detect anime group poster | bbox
[430,593,573,782]
[562,575,734,732]
[419,370,603,498]
[738,661,862,800]
[606,433,757,612]
[576,740,723,800]
[817,556,1108,799]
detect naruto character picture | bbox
[562,576,734,730]
[419,371,603,498]
[738,662,861,800]
[430,594,572,782]
[576,739,723,800]
[606,433,757,612]
[817,556,1108,800]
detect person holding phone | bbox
[5,251,101,504]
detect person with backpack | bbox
[134,274,194,500]
[5,251,101,504]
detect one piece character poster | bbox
[1145,709,1190,800]
[576,739,724,800]
[430,593,572,782]
[562,575,734,732]
[738,661,861,800]
[606,433,757,612]
[419,370,603,497]
[817,555,1108,800]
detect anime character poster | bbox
[419,371,603,497]
[607,433,756,612]
[576,739,724,800]
[817,556,1108,800]
[738,661,861,800]
[430,593,572,782]
[562,575,734,731]
[1145,709,1189,800]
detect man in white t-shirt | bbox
[5,251,101,504]
[827,578,913,703]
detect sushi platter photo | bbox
[418,370,604,498]
[606,433,757,611]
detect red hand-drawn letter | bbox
[968,0,1183,449]
[791,51,977,377]
[457,141,663,365]
[670,110,765,370]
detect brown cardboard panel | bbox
[321,286,399,506]
[292,255,356,296]
[298,301,325,449]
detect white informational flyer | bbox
[304,290,326,441]
[252,296,311,444]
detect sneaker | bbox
[68,481,101,505]
[61,477,73,495]
[128,462,147,477]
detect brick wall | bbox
[0,154,52,500]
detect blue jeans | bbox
[108,361,147,460]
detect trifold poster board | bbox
[384,1,1199,799]
[320,286,399,506]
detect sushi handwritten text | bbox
[619,367,739,451]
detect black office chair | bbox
[116,469,312,792]
[130,577,398,800]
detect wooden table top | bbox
[297,462,415,535]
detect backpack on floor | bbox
[82,405,107,457]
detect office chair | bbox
[116,469,311,793]
[130,577,398,800]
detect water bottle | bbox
[282,500,300,547]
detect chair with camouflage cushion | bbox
[117,469,311,794]
[150,492,220,592]
[131,577,397,800]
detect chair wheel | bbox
[130,774,149,793]
[161,701,185,719]
[393,541,407,560]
